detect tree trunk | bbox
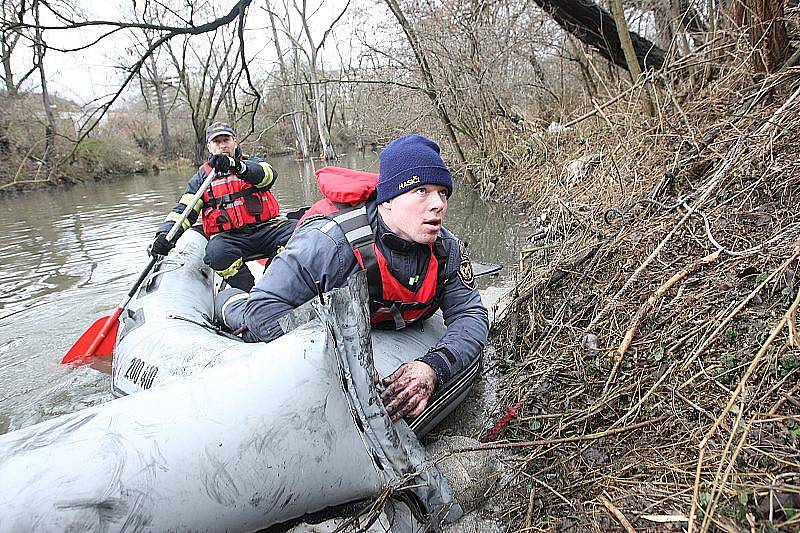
[267,4,309,158]
[1,0,23,95]
[298,4,335,161]
[533,0,666,73]
[2,48,16,94]
[384,0,476,186]
[310,79,335,160]
[294,43,314,157]
[147,55,172,156]
[609,0,655,116]
[33,0,56,177]
[732,0,788,73]
[154,86,172,157]
[671,0,691,57]
[653,2,674,50]
[566,36,597,99]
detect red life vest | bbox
[302,166,448,329]
[200,162,280,235]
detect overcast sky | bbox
[22,0,374,106]
[27,0,122,104]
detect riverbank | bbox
[0,91,311,196]
[473,62,800,529]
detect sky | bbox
[35,0,124,104]
[15,0,378,107]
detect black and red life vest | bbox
[300,166,448,329]
[200,162,280,235]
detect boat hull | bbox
[0,229,479,531]
[0,277,461,531]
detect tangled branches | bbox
[486,57,800,531]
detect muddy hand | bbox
[380,361,437,422]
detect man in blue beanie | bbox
[219,134,488,423]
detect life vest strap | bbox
[389,305,406,330]
[330,206,373,247]
[358,243,385,319]
[205,186,260,208]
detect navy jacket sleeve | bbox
[418,232,489,386]
[157,167,206,237]
[239,157,277,189]
[243,221,357,342]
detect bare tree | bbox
[384,0,476,185]
[166,16,241,164]
[1,0,36,95]
[293,0,349,160]
[32,0,56,174]
[265,1,309,158]
[125,2,178,157]
[264,0,351,161]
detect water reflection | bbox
[0,152,527,433]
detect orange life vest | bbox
[200,162,280,235]
[302,166,448,329]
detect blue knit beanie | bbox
[376,135,453,203]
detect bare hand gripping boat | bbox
[0,228,483,531]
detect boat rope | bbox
[166,314,242,341]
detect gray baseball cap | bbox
[205,121,236,142]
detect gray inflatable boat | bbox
[0,229,482,531]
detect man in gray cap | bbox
[151,121,295,291]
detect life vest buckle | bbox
[389,305,406,330]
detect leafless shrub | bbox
[479,21,800,531]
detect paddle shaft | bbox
[77,169,218,360]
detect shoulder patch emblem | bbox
[458,241,476,290]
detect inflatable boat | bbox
[111,228,482,436]
[0,228,489,531]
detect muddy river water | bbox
[0,152,528,437]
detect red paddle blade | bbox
[61,316,119,364]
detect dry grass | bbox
[0,93,162,193]
[478,40,800,533]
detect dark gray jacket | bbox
[243,202,488,386]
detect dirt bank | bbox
[476,58,800,532]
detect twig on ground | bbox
[608,250,721,393]
[599,495,637,533]
[688,285,800,532]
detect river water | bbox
[0,152,528,436]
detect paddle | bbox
[61,169,218,365]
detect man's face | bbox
[379,184,449,245]
[207,134,237,156]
